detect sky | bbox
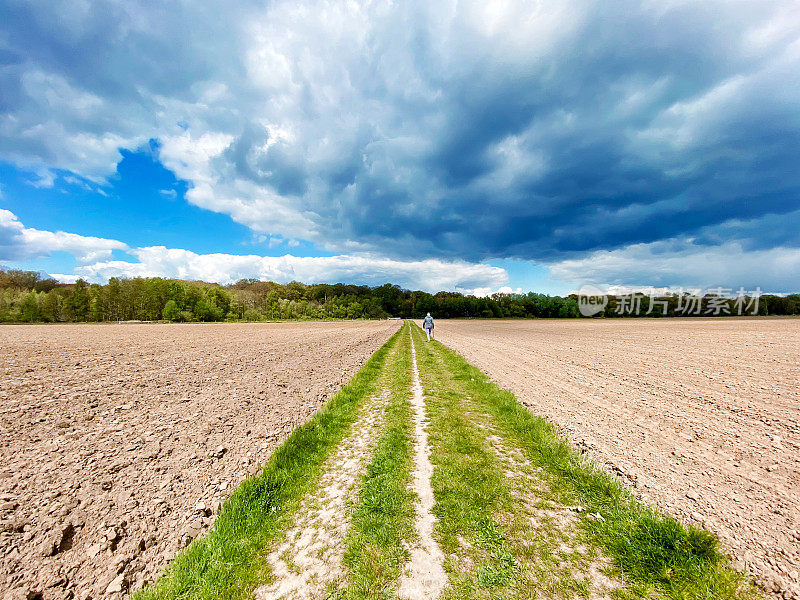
[1,0,799,295]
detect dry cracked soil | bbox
[0,320,400,599]
[437,317,800,600]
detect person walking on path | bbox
[423,313,434,342]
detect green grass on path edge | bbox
[132,324,404,600]
[341,323,417,599]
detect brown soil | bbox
[0,320,399,600]
[437,318,800,600]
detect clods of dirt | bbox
[0,321,399,598]
[440,318,800,600]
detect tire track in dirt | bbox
[253,389,391,600]
[421,337,620,599]
[397,338,447,600]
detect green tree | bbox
[65,279,91,321]
[206,287,231,315]
[89,284,104,321]
[163,300,180,321]
[243,308,264,321]
[105,277,128,320]
[20,291,40,322]
[265,290,280,319]
[194,299,223,321]
[347,301,363,319]
[39,291,61,322]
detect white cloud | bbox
[157,130,319,241]
[72,246,508,292]
[570,284,677,297]
[0,209,128,263]
[549,239,800,293]
[48,273,81,284]
[466,285,524,298]
[0,209,507,291]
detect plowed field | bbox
[437,318,800,598]
[0,320,400,598]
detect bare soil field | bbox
[0,320,399,599]
[438,318,800,599]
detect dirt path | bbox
[254,390,390,600]
[437,318,800,598]
[246,322,756,600]
[0,321,399,599]
[397,338,447,600]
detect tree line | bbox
[584,291,800,318]
[0,269,797,323]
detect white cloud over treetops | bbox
[71,247,508,293]
[0,208,127,263]
[550,241,800,293]
[0,210,507,292]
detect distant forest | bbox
[1,269,798,323]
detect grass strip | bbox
[417,328,621,599]
[422,324,760,600]
[341,322,417,599]
[409,323,519,600]
[133,325,403,600]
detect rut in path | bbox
[253,390,389,600]
[397,337,448,600]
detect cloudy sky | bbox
[1,0,799,294]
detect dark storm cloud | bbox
[1,0,799,270]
